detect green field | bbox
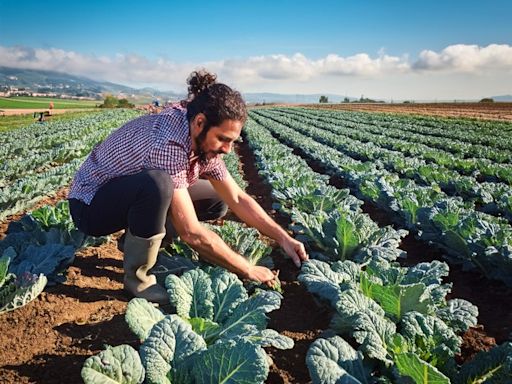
[0,110,102,132]
[0,96,99,109]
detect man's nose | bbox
[221,142,232,154]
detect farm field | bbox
[0,110,104,133]
[0,96,99,110]
[300,102,512,122]
[1,105,512,383]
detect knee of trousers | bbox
[142,169,174,203]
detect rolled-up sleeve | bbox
[201,157,228,181]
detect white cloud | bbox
[0,45,411,87]
[0,44,510,98]
[414,44,512,72]
[317,53,410,76]
[220,54,313,81]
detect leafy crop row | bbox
[0,201,106,313]
[280,107,512,164]
[255,109,512,220]
[82,268,292,384]
[244,115,512,383]
[0,110,142,220]
[287,107,512,154]
[249,111,512,286]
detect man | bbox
[68,70,308,304]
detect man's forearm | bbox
[182,225,251,277]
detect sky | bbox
[0,0,511,100]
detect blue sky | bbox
[1,0,511,99]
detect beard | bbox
[194,124,226,162]
[194,128,208,163]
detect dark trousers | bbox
[69,170,227,239]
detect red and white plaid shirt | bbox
[69,105,227,204]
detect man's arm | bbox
[209,174,308,267]
[170,188,276,283]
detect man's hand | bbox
[209,176,309,269]
[247,265,275,284]
[280,236,309,267]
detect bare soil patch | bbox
[299,102,512,122]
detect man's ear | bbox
[192,113,206,134]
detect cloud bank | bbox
[414,44,512,72]
[0,44,510,98]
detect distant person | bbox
[48,101,54,115]
[34,111,45,122]
[68,70,308,304]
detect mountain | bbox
[243,92,353,104]
[0,66,359,104]
[490,95,512,102]
[0,66,182,101]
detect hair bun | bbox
[187,70,217,99]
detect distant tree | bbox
[118,98,135,108]
[343,97,350,103]
[319,95,328,103]
[100,95,134,108]
[479,98,494,103]
[100,95,119,108]
[355,95,378,103]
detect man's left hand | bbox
[280,236,308,267]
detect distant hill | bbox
[0,66,361,104]
[0,67,182,101]
[490,95,512,102]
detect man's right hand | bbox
[171,190,280,287]
[246,265,277,287]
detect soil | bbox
[236,137,331,383]
[0,130,509,383]
[297,102,512,122]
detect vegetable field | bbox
[0,96,98,109]
[1,105,512,383]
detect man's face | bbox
[195,119,243,161]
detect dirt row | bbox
[298,102,512,122]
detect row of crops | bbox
[1,108,512,383]
[250,108,512,286]
[242,113,512,383]
[1,110,144,314]
[253,108,512,219]
[0,109,143,221]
